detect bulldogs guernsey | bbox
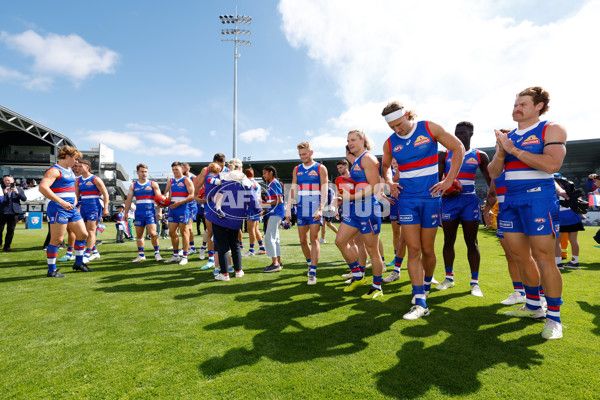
[49,165,77,206]
[296,162,322,217]
[386,121,439,199]
[350,151,379,216]
[504,121,555,199]
[133,180,156,216]
[444,148,480,195]
[77,175,102,207]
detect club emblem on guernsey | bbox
[414,135,431,146]
[523,135,540,145]
[393,145,403,152]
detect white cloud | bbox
[279,0,600,145]
[239,128,270,143]
[0,30,119,86]
[83,124,203,158]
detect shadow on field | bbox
[93,267,205,292]
[198,274,412,376]
[577,301,600,336]
[375,303,545,399]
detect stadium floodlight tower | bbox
[220,9,252,159]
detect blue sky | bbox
[1,0,597,177]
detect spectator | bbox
[208,158,261,281]
[1,175,27,252]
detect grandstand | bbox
[0,104,129,215]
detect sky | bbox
[1,0,599,178]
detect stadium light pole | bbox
[220,9,252,159]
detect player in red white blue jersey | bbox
[75,159,109,263]
[381,101,464,320]
[164,161,194,266]
[285,141,329,286]
[488,86,567,339]
[438,122,491,297]
[335,130,385,299]
[39,145,92,277]
[123,163,163,263]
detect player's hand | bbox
[313,208,322,221]
[495,129,514,154]
[430,179,452,197]
[60,200,74,210]
[388,182,402,197]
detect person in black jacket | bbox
[0,175,27,252]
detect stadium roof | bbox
[0,104,75,149]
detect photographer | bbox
[0,175,27,252]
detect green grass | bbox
[1,223,599,399]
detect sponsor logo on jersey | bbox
[499,220,513,229]
[535,218,546,223]
[308,170,319,176]
[522,135,540,145]
[414,135,431,146]
[393,145,403,152]
[465,157,478,165]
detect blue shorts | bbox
[188,202,198,222]
[168,205,189,224]
[248,213,262,222]
[389,198,399,222]
[397,198,441,228]
[498,197,559,236]
[47,201,82,225]
[441,193,480,222]
[80,203,102,222]
[342,213,381,234]
[297,205,322,226]
[134,210,157,227]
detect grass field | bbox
[1,222,599,399]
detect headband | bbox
[384,109,405,123]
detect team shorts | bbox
[342,213,381,235]
[248,213,262,222]
[188,202,198,223]
[134,210,157,227]
[47,201,82,225]
[397,198,441,228]
[389,198,399,222]
[498,197,559,236]
[297,205,322,226]
[168,205,189,224]
[80,204,102,223]
[441,193,480,222]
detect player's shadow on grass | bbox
[198,282,468,378]
[577,301,600,336]
[94,267,206,292]
[375,303,545,399]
